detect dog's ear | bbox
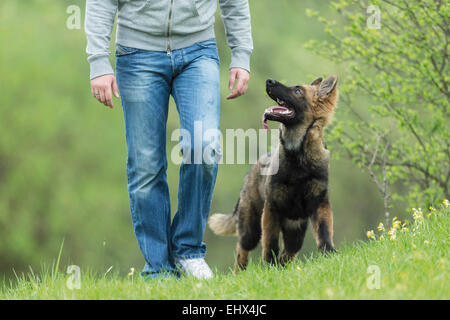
[318,75,338,97]
[310,77,323,86]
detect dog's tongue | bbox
[262,106,287,131]
[262,112,270,131]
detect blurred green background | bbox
[0,0,405,278]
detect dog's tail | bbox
[208,198,239,236]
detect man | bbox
[85,0,252,279]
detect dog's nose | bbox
[266,79,276,86]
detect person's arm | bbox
[219,0,254,99]
[85,0,119,108]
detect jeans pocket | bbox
[196,38,217,49]
[195,39,220,64]
[115,44,139,57]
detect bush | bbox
[306,0,449,214]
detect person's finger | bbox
[99,88,107,105]
[92,83,102,99]
[227,77,245,99]
[92,86,100,99]
[105,85,113,108]
[240,82,249,95]
[226,88,239,99]
[228,69,237,91]
[112,77,120,98]
[238,77,248,95]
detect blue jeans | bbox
[115,39,221,278]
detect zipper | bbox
[166,0,174,56]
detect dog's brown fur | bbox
[208,75,339,272]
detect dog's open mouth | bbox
[262,98,295,130]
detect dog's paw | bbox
[319,243,337,255]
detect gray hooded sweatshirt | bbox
[85,0,253,79]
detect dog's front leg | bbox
[279,218,308,266]
[261,202,281,265]
[311,201,336,253]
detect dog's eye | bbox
[294,88,302,95]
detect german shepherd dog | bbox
[208,75,338,272]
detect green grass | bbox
[1,204,449,300]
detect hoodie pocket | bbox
[119,0,167,35]
[192,0,217,24]
[115,44,139,57]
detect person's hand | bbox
[91,74,120,108]
[226,68,250,99]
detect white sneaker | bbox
[175,258,213,280]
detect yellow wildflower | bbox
[443,199,449,207]
[391,216,402,231]
[366,230,375,239]
[399,221,409,233]
[127,267,135,278]
[388,228,397,240]
[377,222,385,232]
[412,208,424,224]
